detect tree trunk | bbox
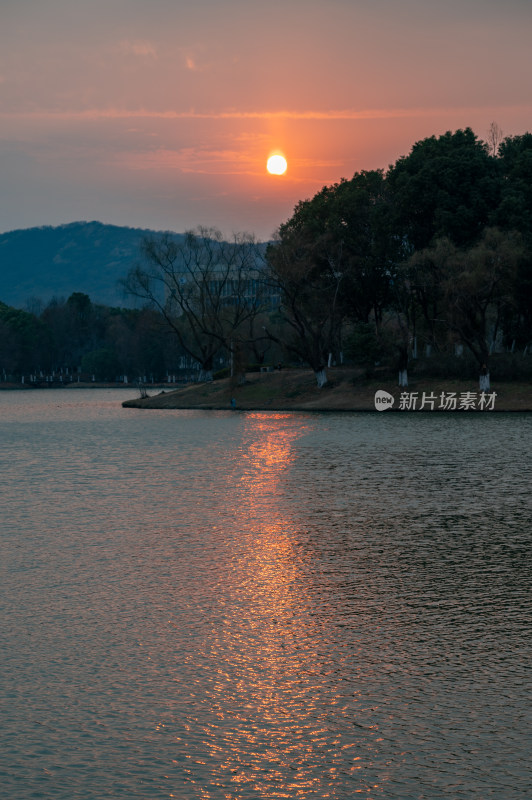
[229,343,246,389]
[479,372,490,391]
[479,363,490,391]
[314,367,328,388]
[398,346,409,387]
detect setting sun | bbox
[267,154,287,175]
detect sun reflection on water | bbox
[179,412,378,798]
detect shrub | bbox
[213,367,230,380]
[81,348,120,381]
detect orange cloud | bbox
[2,104,531,122]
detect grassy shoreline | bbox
[121,367,532,412]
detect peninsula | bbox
[122,368,532,412]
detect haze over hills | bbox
[0,221,184,309]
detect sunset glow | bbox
[0,1,531,238]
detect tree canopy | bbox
[387,128,501,250]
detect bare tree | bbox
[122,227,267,381]
[486,121,503,157]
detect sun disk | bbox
[267,154,287,175]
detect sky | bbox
[1,0,531,240]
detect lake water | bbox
[1,389,530,800]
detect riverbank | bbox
[0,382,132,390]
[122,367,532,411]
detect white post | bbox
[398,369,408,387]
[479,372,490,391]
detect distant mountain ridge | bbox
[0,221,184,309]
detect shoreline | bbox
[2,369,529,411]
[120,368,532,412]
[0,382,172,391]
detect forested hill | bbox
[0,221,184,309]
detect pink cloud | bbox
[2,104,531,122]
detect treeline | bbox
[0,294,187,383]
[1,127,532,387]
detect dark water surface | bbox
[1,390,530,799]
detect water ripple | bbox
[1,392,530,799]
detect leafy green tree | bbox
[328,171,399,332]
[265,225,345,387]
[279,170,397,332]
[402,238,457,353]
[495,133,532,345]
[343,322,386,375]
[0,301,50,375]
[420,229,525,385]
[387,128,500,250]
[496,133,532,238]
[40,293,105,369]
[67,291,92,319]
[266,170,399,384]
[81,348,121,381]
[103,308,169,379]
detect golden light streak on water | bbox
[181,412,382,798]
